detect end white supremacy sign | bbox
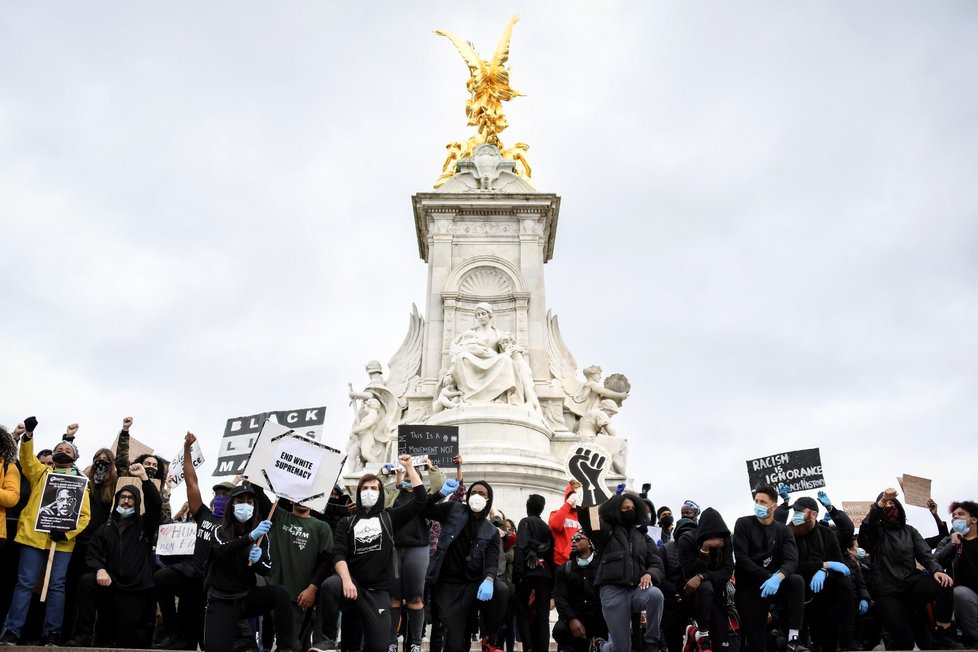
[214,406,326,476]
[745,447,825,493]
[243,418,345,512]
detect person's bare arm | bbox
[183,432,204,516]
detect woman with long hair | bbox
[204,484,292,652]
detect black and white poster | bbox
[566,444,612,508]
[34,473,89,533]
[214,405,326,476]
[745,447,825,493]
[397,424,459,469]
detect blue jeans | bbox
[1,544,71,637]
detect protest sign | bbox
[168,439,206,488]
[157,522,198,556]
[34,474,89,533]
[214,406,326,476]
[745,448,824,493]
[114,477,162,515]
[898,474,932,508]
[111,433,154,463]
[397,425,459,469]
[243,419,345,512]
[842,501,874,529]
[566,444,612,508]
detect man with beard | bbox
[552,531,606,652]
[583,490,665,652]
[424,480,509,652]
[313,455,425,652]
[0,418,91,647]
[858,487,961,650]
[677,508,734,652]
[733,485,807,652]
[787,496,859,652]
[70,462,161,648]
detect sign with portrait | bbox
[34,473,89,533]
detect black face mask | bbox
[660,515,675,529]
[52,452,74,465]
[621,510,638,526]
[93,458,110,483]
[143,467,157,479]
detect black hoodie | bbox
[857,496,941,596]
[425,480,501,584]
[514,494,555,583]
[86,479,162,591]
[333,479,426,591]
[582,492,664,588]
[677,507,734,589]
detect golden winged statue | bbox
[434,16,532,187]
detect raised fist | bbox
[184,432,196,449]
[398,454,413,467]
[122,416,133,431]
[23,416,38,433]
[129,463,148,480]
[568,447,610,507]
[14,423,26,437]
[65,423,79,439]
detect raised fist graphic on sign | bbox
[567,444,612,507]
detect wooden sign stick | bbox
[248,498,278,566]
[40,539,58,602]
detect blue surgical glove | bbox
[440,479,460,497]
[778,484,790,500]
[615,483,626,495]
[477,578,494,601]
[858,599,869,615]
[822,512,832,523]
[760,573,782,597]
[817,491,832,508]
[824,561,851,576]
[250,519,272,540]
[810,569,826,593]
[248,545,262,563]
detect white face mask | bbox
[468,493,488,513]
[360,489,380,508]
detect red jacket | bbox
[548,482,581,565]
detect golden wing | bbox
[434,29,484,77]
[490,15,519,72]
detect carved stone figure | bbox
[437,302,540,411]
[578,399,627,475]
[346,397,393,468]
[431,374,464,413]
[497,332,543,419]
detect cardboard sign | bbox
[214,406,326,476]
[168,440,206,488]
[114,477,163,515]
[242,418,345,512]
[397,425,459,470]
[898,474,932,508]
[157,522,198,556]
[842,501,875,529]
[566,444,612,508]
[745,448,824,493]
[111,433,154,463]
[34,474,89,533]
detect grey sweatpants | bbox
[954,585,978,642]
[598,584,664,652]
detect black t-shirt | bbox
[957,537,978,592]
[192,505,223,576]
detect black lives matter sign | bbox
[398,425,459,470]
[214,406,326,476]
[746,447,825,493]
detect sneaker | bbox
[42,631,62,647]
[682,625,698,652]
[696,633,712,652]
[786,637,811,652]
[308,638,337,652]
[0,631,18,647]
[481,637,503,652]
[388,645,397,652]
[409,645,421,652]
[590,638,607,652]
[933,627,965,650]
[64,635,92,648]
[156,633,191,650]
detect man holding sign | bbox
[0,419,90,647]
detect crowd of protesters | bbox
[1,416,977,652]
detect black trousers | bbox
[873,573,954,651]
[687,580,730,644]
[204,585,292,652]
[74,572,156,648]
[154,566,204,647]
[805,574,856,650]
[735,574,804,652]
[436,579,509,652]
[319,575,390,652]
[553,614,608,652]
[516,578,552,652]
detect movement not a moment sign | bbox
[745,447,825,493]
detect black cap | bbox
[228,484,255,500]
[791,496,819,512]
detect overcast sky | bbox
[2,2,976,535]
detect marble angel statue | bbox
[547,310,630,433]
[347,305,425,470]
